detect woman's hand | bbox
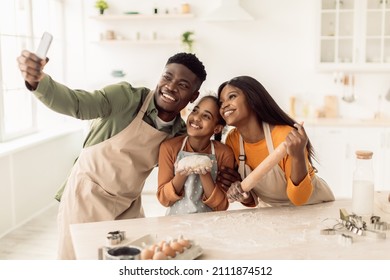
[226,181,249,203]
[217,166,242,193]
[285,123,308,159]
[285,122,309,185]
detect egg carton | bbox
[99,234,203,260]
[130,234,203,260]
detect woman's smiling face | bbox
[219,84,252,127]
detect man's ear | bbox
[214,124,223,135]
[190,91,200,103]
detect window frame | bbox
[0,0,64,142]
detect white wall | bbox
[0,129,84,237]
[65,0,390,120]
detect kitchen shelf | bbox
[89,13,195,21]
[91,39,180,45]
[89,12,194,46]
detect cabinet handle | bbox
[387,133,390,149]
[381,133,385,148]
[346,143,351,159]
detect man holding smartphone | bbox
[17,48,207,259]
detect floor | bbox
[0,193,245,260]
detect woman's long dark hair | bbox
[217,76,317,167]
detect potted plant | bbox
[181,31,194,53]
[95,0,109,15]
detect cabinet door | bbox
[382,128,390,190]
[318,0,357,66]
[317,0,390,71]
[365,0,390,64]
[309,126,350,198]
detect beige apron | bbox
[57,90,170,259]
[238,122,335,207]
[166,136,217,215]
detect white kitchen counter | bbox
[70,192,390,260]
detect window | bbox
[0,0,64,142]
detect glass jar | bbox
[181,3,190,14]
[351,150,374,216]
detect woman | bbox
[217,76,335,207]
[157,95,235,215]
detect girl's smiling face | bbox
[186,97,223,138]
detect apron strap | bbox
[180,136,188,151]
[239,122,273,174]
[138,90,154,117]
[181,136,215,155]
[238,134,246,175]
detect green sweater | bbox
[33,75,187,200]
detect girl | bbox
[157,95,235,215]
[217,76,335,207]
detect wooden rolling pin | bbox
[240,142,287,192]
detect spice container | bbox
[351,150,374,217]
[181,2,190,14]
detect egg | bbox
[162,242,176,258]
[152,247,167,260]
[170,239,184,253]
[140,247,154,260]
[178,235,191,249]
[158,240,166,248]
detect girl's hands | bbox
[177,163,211,176]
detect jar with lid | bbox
[351,150,374,216]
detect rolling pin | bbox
[240,142,287,192]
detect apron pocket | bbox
[75,178,118,220]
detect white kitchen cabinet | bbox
[306,125,351,198]
[318,0,390,71]
[89,13,194,45]
[381,128,390,189]
[306,123,390,199]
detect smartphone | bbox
[36,32,53,59]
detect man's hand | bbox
[217,166,242,192]
[17,50,48,90]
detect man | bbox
[17,50,207,259]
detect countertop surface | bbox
[70,192,390,260]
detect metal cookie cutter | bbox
[373,222,388,231]
[320,228,336,235]
[106,230,126,246]
[364,229,386,240]
[339,233,353,246]
[370,216,380,224]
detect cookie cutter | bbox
[370,216,380,224]
[364,229,386,240]
[339,233,353,246]
[320,228,336,235]
[106,230,126,246]
[373,222,388,231]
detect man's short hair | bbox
[166,52,207,83]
